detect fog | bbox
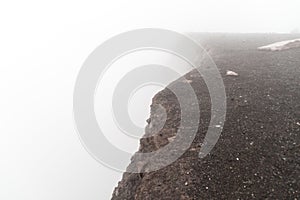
[0,0,299,199]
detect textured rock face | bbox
[111,34,300,200]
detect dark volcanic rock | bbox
[111,34,300,200]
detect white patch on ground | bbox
[258,39,300,51]
[167,136,176,143]
[226,70,239,76]
[182,79,193,83]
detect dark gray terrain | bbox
[112,33,300,199]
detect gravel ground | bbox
[111,33,300,200]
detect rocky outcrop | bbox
[111,34,300,199]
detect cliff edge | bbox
[111,34,300,199]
